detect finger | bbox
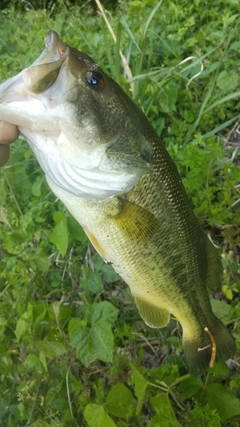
[0,121,20,144]
[0,144,10,166]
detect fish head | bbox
[0,31,153,199]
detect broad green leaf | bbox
[47,341,66,357]
[34,256,51,272]
[210,299,232,325]
[91,253,105,270]
[130,364,148,415]
[67,216,87,243]
[79,321,114,365]
[177,376,203,399]
[45,384,62,407]
[48,303,73,325]
[68,317,115,366]
[159,82,179,112]
[53,397,69,412]
[90,254,120,283]
[83,270,104,293]
[84,404,117,427]
[39,352,48,372]
[53,211,66,223]
[62,409,79,425]
[31,175,43,196]
[50,219,68,256]
[50,211,68,256]
[207,383,240,422]
[25,354,42,371]
[208,362,229,377]
[106,382,135,418]
[149,394,179,427]
[37,341,53,358]
[15,303,33,341]
[68,318,86,335]
[85,301,119,326]
[38,340,67,358]
[33,303,47,324]
[216,70,238,94]
[102,264,119,283]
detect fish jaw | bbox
[0,31,72,132]
[0,31,152,200]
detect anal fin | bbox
[134,296,170,328]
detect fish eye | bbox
[86,71,104,90]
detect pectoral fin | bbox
[134,296,170,328]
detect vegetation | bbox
[0,0,239,426]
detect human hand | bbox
[0,121,20,166]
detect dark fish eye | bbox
[86,71,104,90]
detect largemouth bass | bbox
[0,31,235,376]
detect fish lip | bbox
[31,31,69,67]
[44,30,59,51]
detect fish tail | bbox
[183,316,236,377]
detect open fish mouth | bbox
[30,31,69,67]
[0,31,75,130]
[0,31,69,97]
[22,31,69,94]
[0,31,149,199]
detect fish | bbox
[0,31,236,376]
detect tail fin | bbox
[183,316,236,377]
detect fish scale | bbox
[0,30,236,376]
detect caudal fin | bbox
[183,316,236,377]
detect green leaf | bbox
[4,231,26,254]
[149,394,179,427]
[85,301,119,326]
[91,253,105,270]
[90,254,120,283]
[33,303,47,324]
[208,362,230,377]
[39,340,67,357]
[31,175,43,197]
[102,264,119,283]
[130,364,148,415]
[106,383,135,418]
[210,299,232,325]
[39,352,48,371]
[34,256,51,272]
[50,217,68,256]
[177,376,203,399]
[15,303,33,341]
[67,215,87,243]
[207,383,240,422]
[53,397,69,411]
[216,70,238,94]
[25,354,43,371]
[80,321,114,365]
[159,82,179,112]
[82,270,104,293]
[68,307,117,366]
[84,404,117,427]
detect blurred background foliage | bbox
[0,0,239,426]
